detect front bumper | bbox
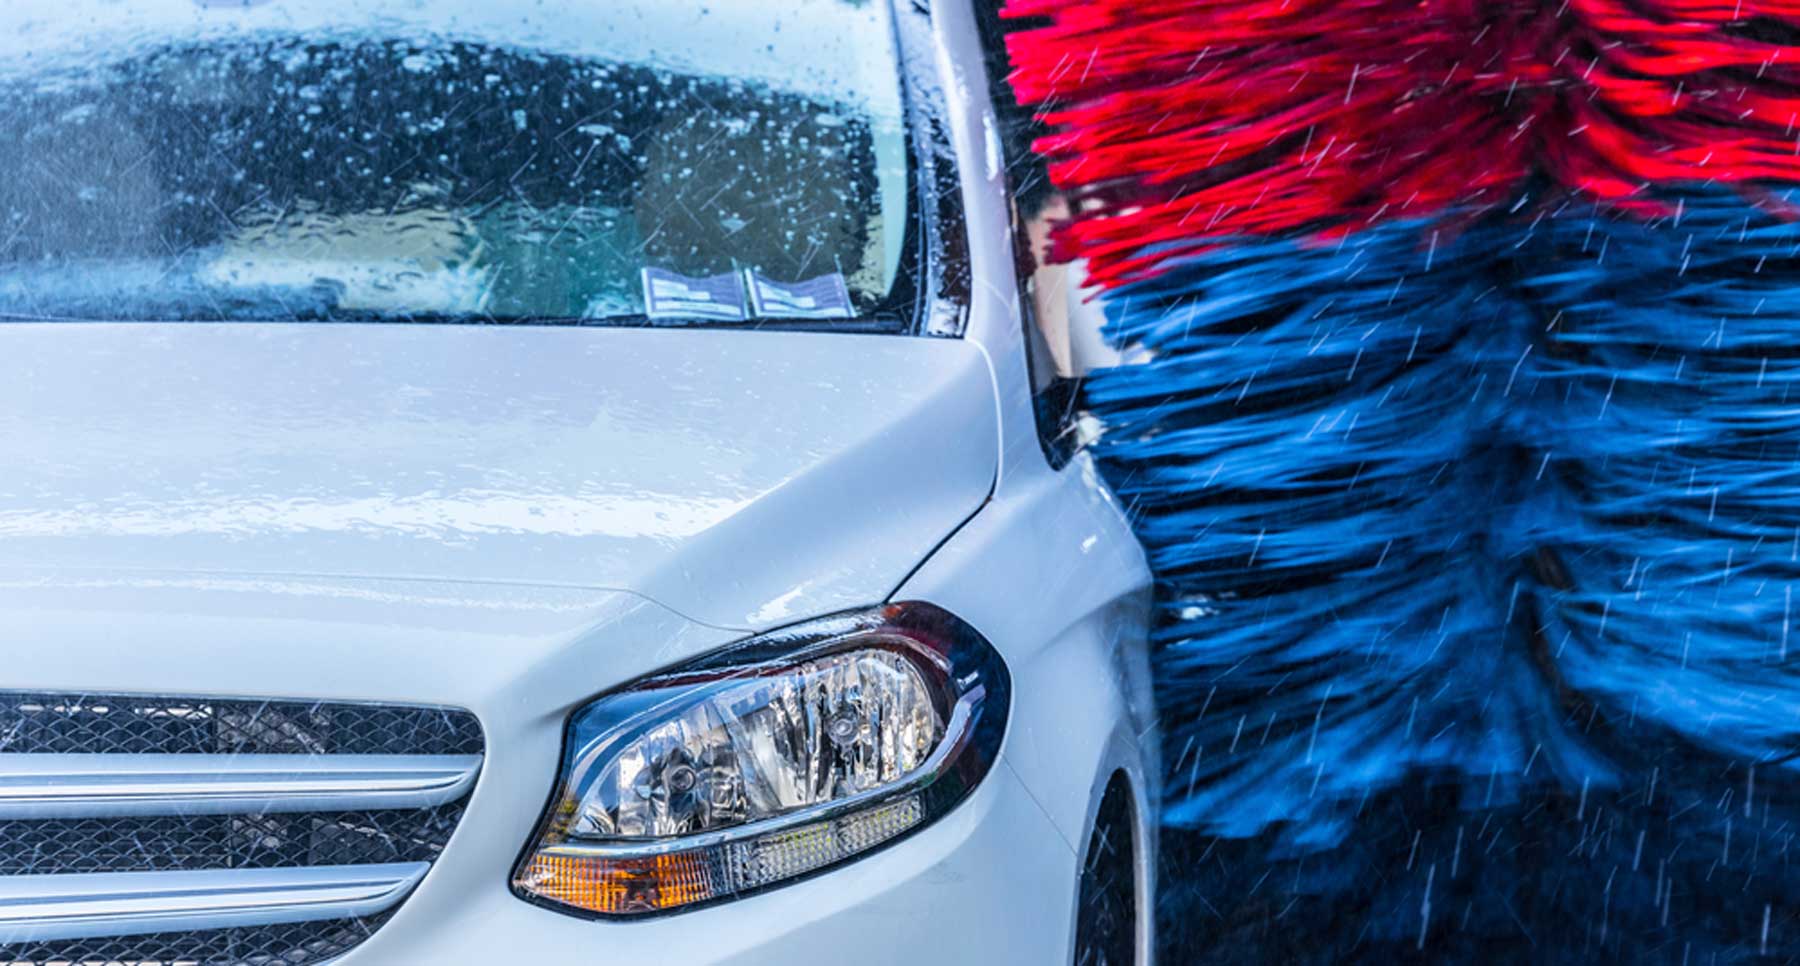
[353,762,1076,964]
[0,578,1078,964]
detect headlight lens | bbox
[512,602,1009,917]
[565,648,943,839]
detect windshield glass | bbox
[0,0,912,326]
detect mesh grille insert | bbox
[0,693,483,756]
[0,802,466,875]
[0,693,482,965]
[0,912,392,966]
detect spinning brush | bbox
[1005,0,1800,285]
[1003,0,1800,957]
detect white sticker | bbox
[744,269,854,320]
[641,267,748,322]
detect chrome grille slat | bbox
[0,693,481,965]
[0,863,428,944]
[0,754,483,819]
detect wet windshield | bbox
[0,0,912,326]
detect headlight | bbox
[512,601,1010,917]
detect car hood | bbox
[0,323,998,631]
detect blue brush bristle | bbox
[1092,196,1800,958]
[1532,199,1800,770]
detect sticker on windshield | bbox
[744,270,854,321]
[640,268,749,322]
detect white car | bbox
[0,1,1158,963]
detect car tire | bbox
[1073,772,1139,966]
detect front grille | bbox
[0,693,484,756]
[0,803,466,875]
[2,913,392,966]
[0,693,483,966]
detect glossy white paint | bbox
[0,0,1160,962]
[898,456,1158,965]
[0,324,996,631]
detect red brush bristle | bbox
[1003,0,1800,285]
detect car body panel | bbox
[897,457,1156,844]
[898,452,1158,965]
[0,577,734,713]
[0,323,998,632]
